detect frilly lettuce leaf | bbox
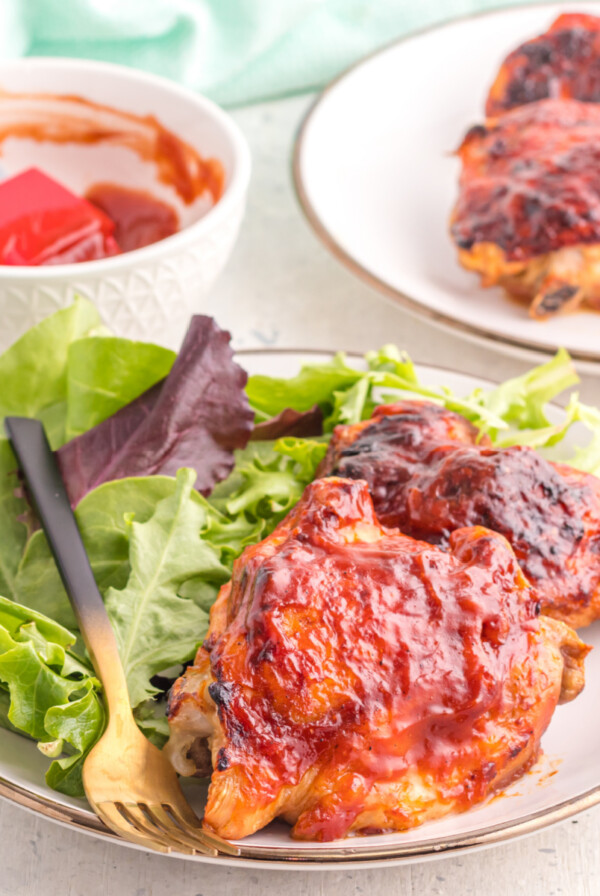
[558,399,600,476]
[0,597,104,797]
[44,688,104,793]
[180,439,328,611]
[465,347,580,444]
[209,438,327,532]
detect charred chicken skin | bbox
[451,98,600,319]
[319,400,600,629]
[166,477,587,842]
[486,14,600,117]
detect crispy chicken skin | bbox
[486,14,600,117]
[451,98,600,319]
[166,477,588,842]
[319,400,600,629]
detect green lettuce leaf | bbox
[246,353,363,421]
[104,468,228,707]
[133,699,171,748]
[0,299,175,450]
[0,300,184,616]
[557,398,600,476]
[65,336,175,440]
[274,436,329,480]
[15,476,195,630]
[0,597,104,796]
[0,439,28,601]
[178,439,329,609]
[0,687,13,732]
[0,298,104,448]
[44,687,105,793]
[467,348,580,443]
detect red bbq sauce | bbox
[85,183,179,253]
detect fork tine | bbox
[95,802,171,854]
[164,803,241,857]
[119,804,198,856]
[143,804,218,856]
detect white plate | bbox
[1,349,599,869]
[293,3,600,364]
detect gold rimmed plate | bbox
[293,3,600,365]
[1,350,600,868]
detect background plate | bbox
[1,350,599,868]
[294,3,600,363]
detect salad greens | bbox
[1,299,600,799]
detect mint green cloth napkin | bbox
[3,0,569,107]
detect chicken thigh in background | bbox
[452,14,600,319]
[451,98,600,319]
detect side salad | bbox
[0,298,598,798]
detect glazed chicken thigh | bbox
[320,400,600,628]
[166,477,587,841]
[451,98,600,319]
[452,13,600,319]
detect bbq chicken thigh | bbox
[320,400,600,629]
[166,477,588,842]
[451,98,600,319]
[486,14,600,117]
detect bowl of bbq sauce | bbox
[0,58,251,350]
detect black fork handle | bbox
[5,417,130,717]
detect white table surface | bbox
[2,93,600,896]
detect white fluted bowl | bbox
[0,58,251,351]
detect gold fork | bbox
[7,417,239,857]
